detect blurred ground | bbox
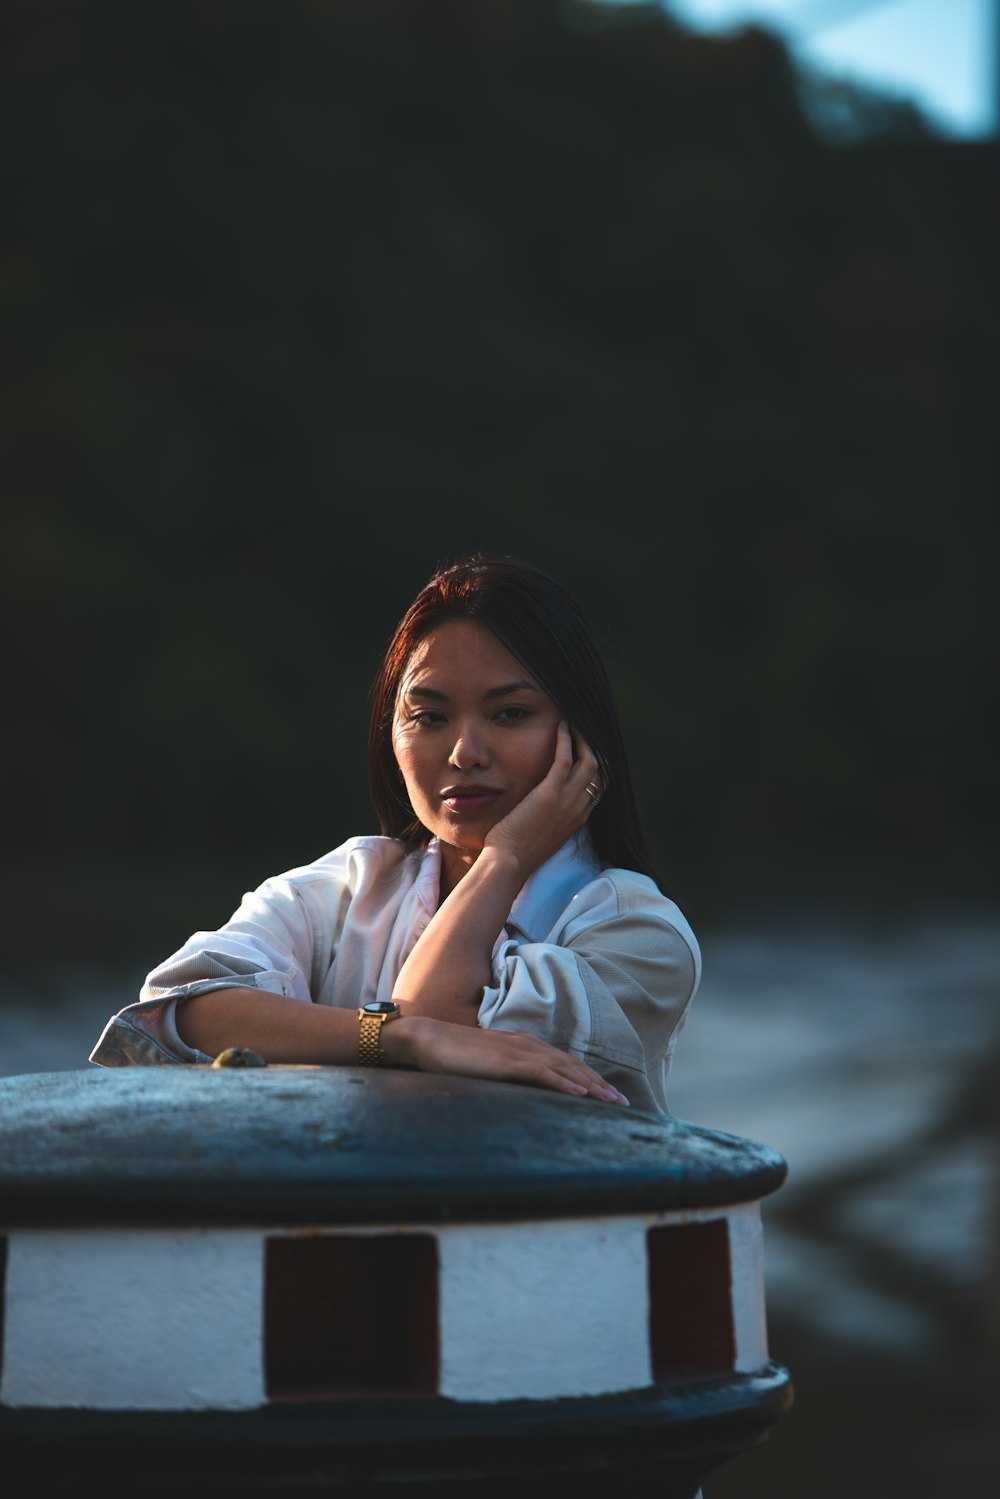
[667,911,1000,1496]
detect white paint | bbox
[0,1205,773,1409]
[1,1228,265,1410]
[726,1202,769,1372]
[437,1217,652,1401]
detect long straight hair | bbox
[367,553,665,891]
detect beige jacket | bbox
[89,830,701,1114]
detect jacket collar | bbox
[507,829,602,941]
[419,830,601,940]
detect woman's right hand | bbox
[383,1014,629,1105]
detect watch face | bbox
[362,1001,399,1016]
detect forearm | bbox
[175,987,379,1066]
[169,983,629,1105]
[391,847,525,1024]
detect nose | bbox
[448,721,490,770]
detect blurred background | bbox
[2,0,998,1492]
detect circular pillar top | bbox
[0,1066,787,1226]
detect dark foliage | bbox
[4,0,998,915]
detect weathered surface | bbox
[0,1067,787,1226]
[0,1368,794,1492]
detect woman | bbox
[90,554,700,1111]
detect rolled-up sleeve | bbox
[89,877,317,1068]
[478,873,700,1114]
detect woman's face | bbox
[392,618,563,876]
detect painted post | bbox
[0,1066,792,1493]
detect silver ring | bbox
[585,781,601,805]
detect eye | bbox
[494,705,530,724]
[406,709,445,727]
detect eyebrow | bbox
[402,680,542,703]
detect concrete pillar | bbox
[0,1065,793,1493]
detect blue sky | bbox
[664,0,998,138]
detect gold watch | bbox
[357,1000,401,1066]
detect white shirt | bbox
[90,830,701,1114]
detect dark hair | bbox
[367,553,664,890]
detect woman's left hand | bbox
[484,722,602,879]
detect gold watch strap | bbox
[358,1006,399,1067]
